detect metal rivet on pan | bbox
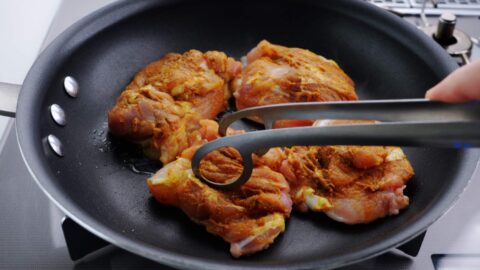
[47,134,64,157]
[64,76,79,98]
[49,104,67,126]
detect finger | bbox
[425,60,480,103]
[425,79,469,102]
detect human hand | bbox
[425,60,480,102]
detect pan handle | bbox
[0,82,20,118]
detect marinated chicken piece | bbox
[108,86,216,163]
[108,50,241,163]
[127,50,241,119]
[277,120,414,224]
[198,146,245,184]
[147,157,292,257]
[178,121,245,161]
[233,40,357,127]
[253,147,286,172]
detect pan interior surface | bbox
[17,0,478,269]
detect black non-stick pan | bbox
[2,0,479,269]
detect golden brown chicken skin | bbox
[126,50,241,119]
[232,43,413,224]
[233,40,357,127]
[277,120,415,224]
[147,122,292,257]
[147,156,292,258]
[108,50,241,163]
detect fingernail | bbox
[425,90,433,99]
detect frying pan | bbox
[2,0,479,269]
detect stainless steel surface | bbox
[445,29,473,56]
[63,76,79,98]
[218,99,480,135]
[368,0,410,8]
[410,0,480,8]
[421,0,436,26]
[432,255,480,269]
[461,51,472,63]
[0,1,478,269]
[367,0,480,15]
[47,134,64,157]
[49,104,67,126]
[0,82,20,117]
[421,20,473,64]
[439,11,456,22]
[472,36,479,45]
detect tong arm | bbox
[219,99,480,135]
[193,122,480,189]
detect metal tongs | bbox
[192,99,480,189]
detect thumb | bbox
[425,60,480,103]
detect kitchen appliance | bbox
[1,0,479,269]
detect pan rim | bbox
[15,0,478,269]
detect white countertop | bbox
[0,0,62,145]
[0,0,62,85]
[0,0,115,147]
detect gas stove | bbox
[0,1,479,269]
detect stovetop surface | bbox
[1,2,480,269]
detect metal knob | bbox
[434,13,456,45]
[420,12,472,65]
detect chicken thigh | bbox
[108,50,241,163]
[233,40,357,127]
[147,155,292,257]
[278,120,414,224]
